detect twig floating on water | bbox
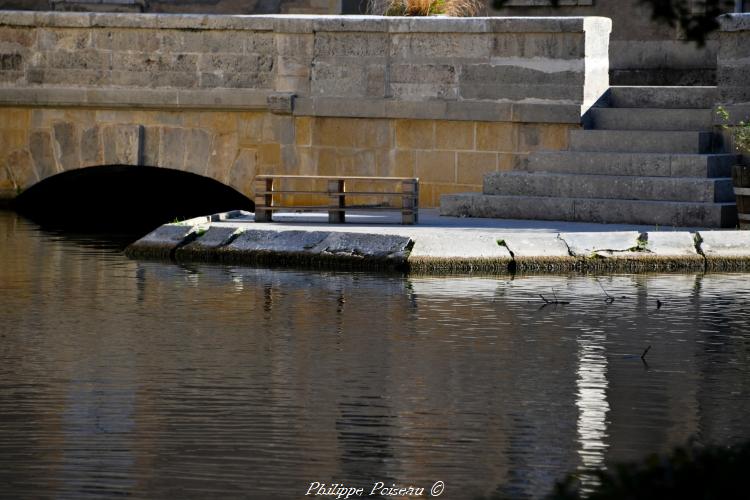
[539,289,570,305]
[641,345,652,360]
[596,278,616,304]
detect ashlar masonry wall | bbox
[492,0,737,86]
[0,12,611,207]
[718,14,750,109]
[717,13,750,164]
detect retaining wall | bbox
[718,14,750,107]
[717,13,750,163]
[0,12,611,206]
[491,0,741,86]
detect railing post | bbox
[328,179,345,223]
[254,177,273,223]
[401,179,418,225]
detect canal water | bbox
[1,210,750,499]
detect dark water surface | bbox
[1,210,750,499]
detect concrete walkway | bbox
[229,208,678,233]
[125,209,750,273]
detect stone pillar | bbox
[717,13,750,162]
[718,14,750,107]
[583,17,611,113]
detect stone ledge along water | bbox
[124,210,750,274]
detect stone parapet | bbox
[718,13,750,108]
[0,11,611,122]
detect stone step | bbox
[569,129,718,153]
[606,86,718,109]
[483,172,734,203]
[440,193,737,228]
[587,107,713,131]
[526,152,737,178]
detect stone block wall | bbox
[0,16,278,91]
[491,0,738,86]
[718,14,750,106]
[0,108,571,207]
[0,12,610,207]
[0,13,610,111]
[3,0,744,87]
[717,13,750,164]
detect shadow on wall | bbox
[11,165,254,235]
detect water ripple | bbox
[2,212,750,499]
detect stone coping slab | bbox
[0,11,610,34]
[698,231,750,257]
[408,232,513,272]
[495,233,576,272]
[125,223,200,259]
[293,98,581,123]
[497,233,571,258]
[0,88,269,110]
[559,231,642,257]
[0,89,581,123]
[719,13,750,32]
[175,226,239,260]
[645,232,700,257]
[699,230,750,270]
[125,211,750,273]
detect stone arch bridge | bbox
[4,106,275,201]
[0,10,612,209]
[1,10,747,226]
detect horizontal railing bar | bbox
[257,190,416,196]
[255,206,415,212]
[256,175,418,182]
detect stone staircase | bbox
[441,86,740,228]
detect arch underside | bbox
[12,165,254,233]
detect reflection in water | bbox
[61,373,137,496]
[575,328,610,492]
[2,211,750,499]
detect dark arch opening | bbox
[11,165,254,235]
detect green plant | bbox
[630,234,648,252]
[716,106,750,154]
[369,0,483,16]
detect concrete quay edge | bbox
[124,211,750,274]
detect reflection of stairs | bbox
[441,86,740,228]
